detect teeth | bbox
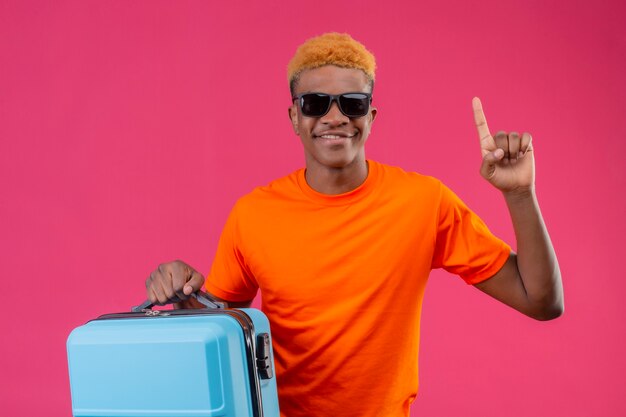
[319,134,354,139]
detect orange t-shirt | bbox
[205,160,511,417]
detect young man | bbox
[146,33,563,417]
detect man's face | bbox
[289,66,377,172]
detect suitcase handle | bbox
[131,290,227,312]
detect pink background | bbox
[1,1,625,415]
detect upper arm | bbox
[474,252,531,315]
[206,203,260,302]
[474,252,561,320]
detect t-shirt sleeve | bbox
[431,182,511,285]
[204,202,259,302]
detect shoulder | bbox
[370,160,444,195]
[233,169,304,214]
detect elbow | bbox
[529,273,564,321]
[530,300,564,321]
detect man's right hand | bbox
[146,260,205,307]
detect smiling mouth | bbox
[315,133,357,139]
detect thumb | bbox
[480,148,504,179]
[183,270,205,295]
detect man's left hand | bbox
[472,97,535,194]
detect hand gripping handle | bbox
[131,290,227,312]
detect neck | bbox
[304,158,369,195]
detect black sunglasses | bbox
[292,92,372,118]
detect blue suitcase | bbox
[67,292,280,417]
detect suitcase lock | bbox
[256,333,273,380]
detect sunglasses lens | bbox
[339,93,370,117]
[300,94,331,117]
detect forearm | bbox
[504,187,563,319]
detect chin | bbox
[319,154,361,169]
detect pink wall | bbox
[1,0,625,415]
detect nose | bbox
[320,101,348,125]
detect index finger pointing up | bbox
[472,97,496,156]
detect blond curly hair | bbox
[287,33,376,95]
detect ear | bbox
[288,104,300,135]
[369,107,377,124]
[363,107,377,138]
